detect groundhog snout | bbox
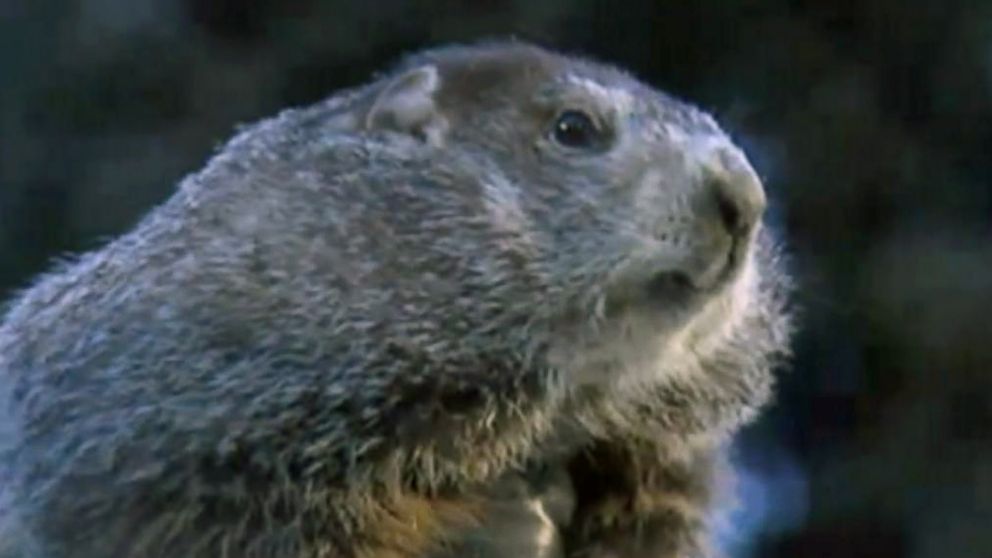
[703,145,766,240]
[681,145,767,290]
[639,143,767,296]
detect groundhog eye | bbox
[551,110,602,149]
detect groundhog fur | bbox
[0,41,793,558]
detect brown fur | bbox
[355,495,482,558]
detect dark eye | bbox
[551,110,603,149]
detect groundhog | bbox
[0,41,793,558]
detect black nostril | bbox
[716,188,742,234]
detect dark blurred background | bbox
[2,1,991,556]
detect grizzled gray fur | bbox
[0,41,793,558]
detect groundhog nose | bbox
[704,146,766,238]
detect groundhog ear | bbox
[364,65,448,146]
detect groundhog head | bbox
[209,40,793,436]
[338,40,789,404]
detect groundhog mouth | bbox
[641,234,748,303]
